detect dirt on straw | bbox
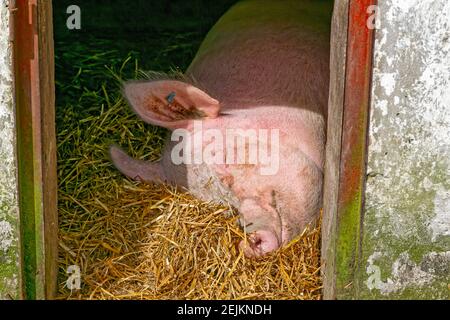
[56,57,323,300]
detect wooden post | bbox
[11,0,58,300]
[322,0,376,299]
[321,0,350,300]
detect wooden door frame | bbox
[11,0,58,300]
[322,0,377,300]
[9,0,375,300]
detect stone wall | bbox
[359,0,450,299]
[0,0,21,300]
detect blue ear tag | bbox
[166,92,176,104]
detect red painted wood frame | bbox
[322,0,377,299]
[11,0,58,299]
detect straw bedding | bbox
[56,55,322,300]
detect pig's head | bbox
[119,80,322,258]
[218,148,323,258]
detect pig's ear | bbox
[123,80,220,130]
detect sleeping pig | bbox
[110,0,332,257]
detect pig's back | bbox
[186,0,332,116]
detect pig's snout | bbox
[239,230,280,257]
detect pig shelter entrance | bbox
[12,0,375,299]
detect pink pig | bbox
[110,0,331,257]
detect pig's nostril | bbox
[251,236,262,248]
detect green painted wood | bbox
[12,0,58,300]
[322,0,376,299]
[334,0,376,299]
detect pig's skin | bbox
[110,0,332,257]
